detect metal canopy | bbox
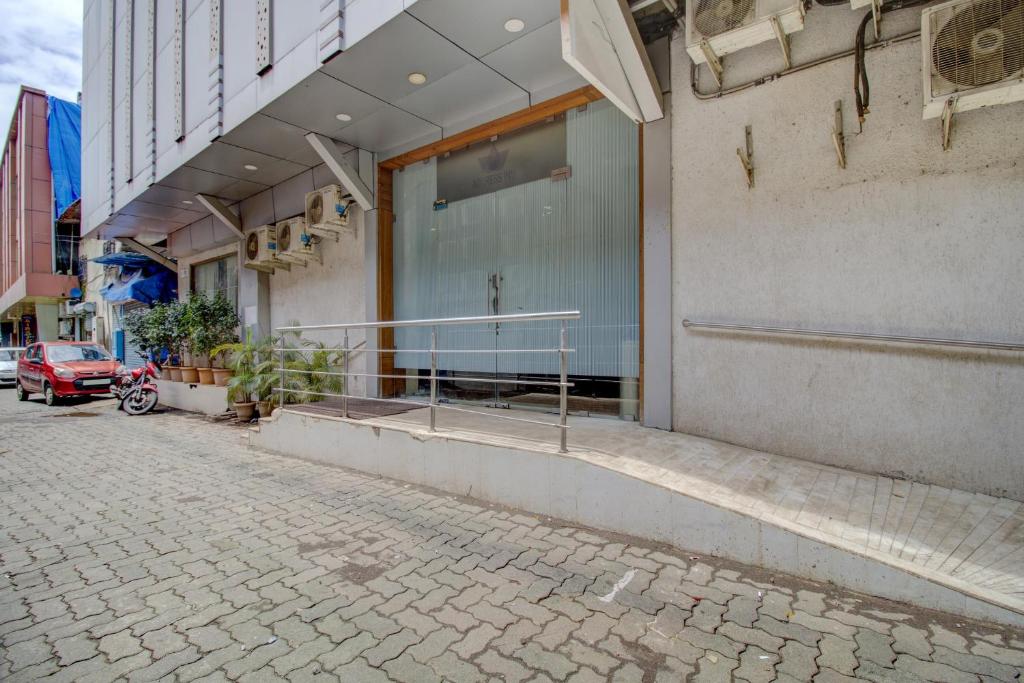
[95,4,588,243]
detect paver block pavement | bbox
[1,394,1023,682]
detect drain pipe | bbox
[690,30,920,100]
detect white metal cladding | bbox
[107,0,116,212]
[208,0,224,140]
[318,0,345,63]
[393,100,640,378]
[145,0,156,183]
[173,0,185,141]
[122,1,134,184]
[256,0,273,75]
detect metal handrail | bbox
[274,311,580,452]
[682,319,1024,352]
[277,310,582,332]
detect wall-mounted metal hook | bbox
[736,125,754,189]
[832,100,847,169]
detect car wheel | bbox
[44,383,58,406]
[15,382,28,401]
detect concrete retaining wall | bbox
[252,410,1023,627]
[157,380,229,416]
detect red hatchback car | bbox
[16,341,122,406]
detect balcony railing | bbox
[273,311,581,452]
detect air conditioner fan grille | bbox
[278,223,291,252]
[694,0,755,38]
[932,0,1024,93]
[308,193,323,224]
[245,233,259,261]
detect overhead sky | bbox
[0,0,82,133]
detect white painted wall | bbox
[669,11,1024,498]
[268,209,368,394]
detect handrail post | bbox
[342,330,349,418]
[559,321,568,453]
[278,346,285,408]
[429,327,438,432]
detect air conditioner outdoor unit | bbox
[243,225,289,273]
[304,184,352,239]
[275,217,321,266]
[685,0,805,83]
[922,0,1024,121]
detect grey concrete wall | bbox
[642,100,673,430]
[670,19,1024,498]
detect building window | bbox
[191,255,238,309]
[54,222,81,275]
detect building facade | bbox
[80,0,1023,500]
[0,87,84,347]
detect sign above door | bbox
[436,116,567,204]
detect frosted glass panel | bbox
[392,99,638,380]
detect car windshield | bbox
[0,350,17,361]
[47,345,112,362]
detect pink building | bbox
[0,86,81,346]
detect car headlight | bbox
[53,367,76,379]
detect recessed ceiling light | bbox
[182,199,193,205]
[243,164,258,171]
[335,113,352,122]
[408,72,427,85]
[504,18,525,33]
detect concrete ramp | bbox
[251,407,1024,627]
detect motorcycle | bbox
[114,360,161,415]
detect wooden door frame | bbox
[375,85,644,411]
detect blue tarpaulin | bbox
[47,96,81,220]
[93,253,178,306]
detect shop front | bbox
[379,93,642,420]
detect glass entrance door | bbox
[392,99,640,418]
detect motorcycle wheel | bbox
[123,389,158,415]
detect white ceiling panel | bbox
[334,103,440,153]
[406,0,560,58]
[482,20,588,99]
[261,72,388,138]
[394,61,528,130]
[160,165,269,201]
[104,212,184,236]
[188,142,308,187]
[320,12,474,103]
[118,199,207,224]
[139,184,210,208]
[220,115,326,167]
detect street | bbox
[0,389,1022,682]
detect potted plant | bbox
[188,292,238,385]
[218,334,282,420]
[164,300,188,382]
[121,305,167,369]
[178,296,199,383]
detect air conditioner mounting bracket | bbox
[700,39,724,88]
[770,16,792,70]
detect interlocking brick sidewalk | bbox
[0,392,1021,682]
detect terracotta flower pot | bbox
[197,367,215,385]
[212,368,233,386]
[180,367,199,383]
[257,400,274,419]
[234,401,256,421]
[167,366,182,382]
